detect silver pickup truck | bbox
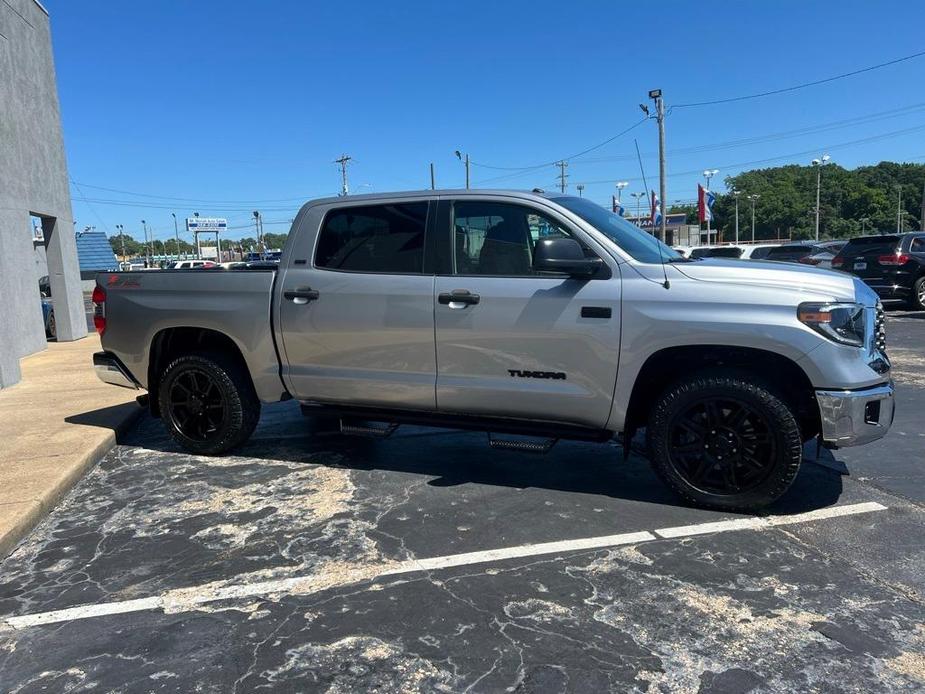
[92,190,894,510]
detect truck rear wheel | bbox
[646,373,802,511]
[158,351,260,455]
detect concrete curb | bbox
[0,404,144,559]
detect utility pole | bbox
[576,184,584,198]
[454,151,470,189]
[335,154,352,196]
[253,210,263,253]
[649,89,667,243]
[920,179,925,230]
[732,190,741,244]
[430,162,435,190]
[555,160,568,194]
[171,213,180,261]
[748,194,760,242]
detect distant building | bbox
[0,0,86,389]
[75,231,119,279]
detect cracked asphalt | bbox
[0,312,923,692]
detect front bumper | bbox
[816,381,894,448]
[93,351,139,390]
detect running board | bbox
[488,433,558,454]
[339,419,399,439]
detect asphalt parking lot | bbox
[0,313,923,692]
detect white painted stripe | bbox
[0,502,886,631]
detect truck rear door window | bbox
[315,202,427,273]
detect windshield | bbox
[551,196,682,263]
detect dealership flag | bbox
[698,184,716,223]
[650,190,662,226]
[612,195,625,216]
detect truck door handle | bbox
[284,287,320,304]
[439,290,480,307]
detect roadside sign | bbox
[199,246,218,259]
[186,217,227,232]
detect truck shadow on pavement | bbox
[122,404,845,517]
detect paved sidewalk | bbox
[0,336,141,557]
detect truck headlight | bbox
[797,302,866,347]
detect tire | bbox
[157,351,260,455]
[646,372,802,511]
[912,275,925,311]
[46,311,56,339]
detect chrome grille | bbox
[874,304,886,353]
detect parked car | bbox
[91,190,893,511]
[171,260,216,269]
[739,244,781,260]
[799,240,847,270]
[689,246,744,259]
[762,243,819,263]
[41,297,55,338]
[832,233,925,309]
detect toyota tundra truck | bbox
[91,190,894,510]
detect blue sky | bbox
[46,0,925,242]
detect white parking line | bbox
[0,501,886,631]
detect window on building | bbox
[315,202,427,274]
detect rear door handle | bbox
[284,287,320,304]
[439,290,480,307]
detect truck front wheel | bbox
[158,352,260,455]
[646,373,802,511]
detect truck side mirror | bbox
[533,237,603,277]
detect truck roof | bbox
[301,188,564,209]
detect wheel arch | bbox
[620,345,820,442]
[147,327,254,418]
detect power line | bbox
[470,117,648,177]
[68,181,311,204]
[674,49,925,108]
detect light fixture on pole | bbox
[171,212,180,261]
[703,169,719,241]
[747,194,760,242]
[576,184,585,198]
[454,150,470,189]
[630,191,647,227]
[811,154,831,241]
[615,181,628,202]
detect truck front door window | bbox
[315,203,427,273]
[453,201,573,276]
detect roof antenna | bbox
[635,138,670,289]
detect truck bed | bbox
[98,269,286,401]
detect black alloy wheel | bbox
[667,396,775,495]
[158,352,260,455]
[167,367,227,442]
[646,373,803,511]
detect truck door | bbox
[434,198,621,429]
[277,200,437,409]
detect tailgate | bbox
[838,237,900,281]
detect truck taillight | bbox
[878,253,910,266]
[831,257,844,268]
[91,285,106,335]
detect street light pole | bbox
[615,181,628,202]
[141,220,150,267]
[649,89,667,243]
[811,154,830,241]
[896,186,903,233]
[171,213,180,261]
[748,194,760,242]
[630,192,646,227]
[732,190,741,244]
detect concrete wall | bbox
[0,0,86,389]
